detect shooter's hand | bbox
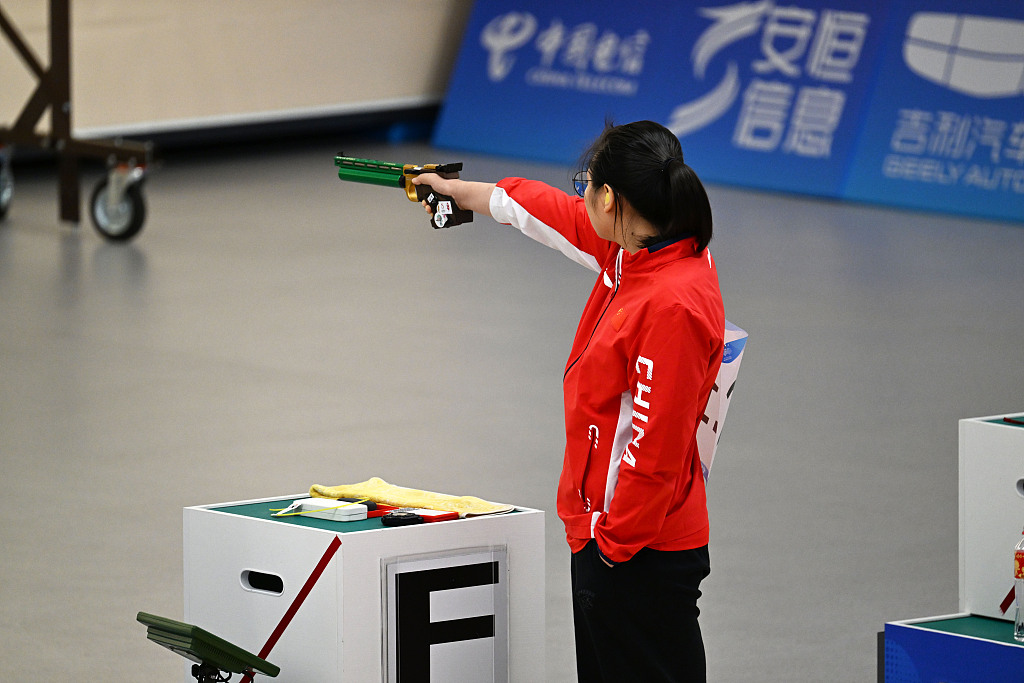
[411,173,459,215]
[412,174,496,219]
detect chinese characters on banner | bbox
[885,111,1024,189]
[480,12,651,94]
[435,0,1024,222]
[722,8,868,158]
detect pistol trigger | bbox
[414,183,433,203]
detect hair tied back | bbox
[662,156,680,173]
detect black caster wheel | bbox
[90,176,146,241]
[0,150,12,221]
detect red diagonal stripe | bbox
[241,535,342,682]
[1000,585,1016,615]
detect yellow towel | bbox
[309,477,514,517]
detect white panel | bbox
[959,415,1024,620]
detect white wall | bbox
[1,0,474,136]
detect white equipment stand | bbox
[183,495,545,682]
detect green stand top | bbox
[208,497,519,534]
[137,611,279,677]
[211,498,388,533]
[910,615,1024,647]
[986,415,1024,429]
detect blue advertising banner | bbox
[842,2,1024,223]
[434,0,1024,223]
[435,1,891,197]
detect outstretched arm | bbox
[412,174,496,218]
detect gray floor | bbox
[1,136,1022,682]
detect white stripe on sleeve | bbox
[490,186,600,272]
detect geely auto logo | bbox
[903,12,1024,98]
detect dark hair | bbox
[580,120,713,252]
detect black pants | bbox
[571,540,711,683]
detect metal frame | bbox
[0,0,152,224]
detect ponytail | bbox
[664,158,713,252]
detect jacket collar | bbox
[620,234,701,272]
[647,233,696,252]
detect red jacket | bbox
[491,178,725,563]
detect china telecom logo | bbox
[479,11,651,96]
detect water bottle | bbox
[1015,531,1024,642]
